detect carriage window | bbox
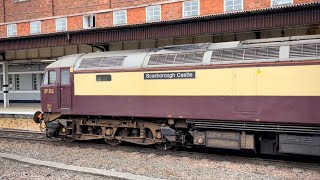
[96,75,111,81]
[61,70,70,85]
[49,71,56,84]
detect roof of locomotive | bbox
[46,35,320,71]
[46,53,85,69]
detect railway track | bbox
[0,128,47,141]
[0,128,319,171]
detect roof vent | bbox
[148,52,205,65]
[289,44,319,58]
[211,47,279,62]
[79,56,126,68]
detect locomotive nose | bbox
[33,111,43,123]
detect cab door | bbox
[59,68,72,109]
[41,69,59,112]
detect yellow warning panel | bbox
[0,118,40,132]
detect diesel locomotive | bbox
[34,35,320,156]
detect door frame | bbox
[58,67,73,112]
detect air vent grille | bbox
[79,56,126,68]
[148,52,205,65]
[211,47,280,62]
[289,44,319,58]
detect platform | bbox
[0,103,40,116]
[0,103,41,131]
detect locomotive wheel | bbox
[105,139,121,146]
[154,141,175,150]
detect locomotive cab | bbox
[34,54,84,138]
[39,53,84,115]
[41,67,72,113]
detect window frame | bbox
[32,74,38,90]
[113,10,127,26]
[56,17,67,32]
[83,14,96,29]
[48,70,57,85]
[30,21,41,34]
[60,69,70,85]
[43,71,49,85]
[183,0,200,18]
[271,0,293,6]
[146,5,161,22]
[7,24,17,37]
[224,0,243,12]
[0,75,2,91]
[96,74,112,82]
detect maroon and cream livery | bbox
[35,35,320,156]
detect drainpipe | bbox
[2,0,6,22]
[51,0,55,16]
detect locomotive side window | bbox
[96,75,111,81]
[61,70,70,85]
[48,71,56,84]
[43,71,49,85]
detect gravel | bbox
[0,138,319,180]
[0,157,119,180]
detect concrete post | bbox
[2,60,9,107]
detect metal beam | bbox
[1,58,9,107]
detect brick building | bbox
[1,0,319,39]
[0,0,320,104]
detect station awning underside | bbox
[0,3,320,52]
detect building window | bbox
[15,75,20,91]
[83,14,96,29]
[225,0,242,12]
[8,74,13,90]
[113,10,127,25]
[30,21,41,34]
[40,73,44,85]
[271,0,292,6]
[146,5,161,22]
[0,75,2,91]
[183,0,199,17]
[56,18,67,32]
[7,24,17,37]
[32,74,37,90]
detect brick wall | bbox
[162,2,182,21]
[244,0,270,10]
[1,0,52,22]
[0,25,6,38]
[200,0,224,15]
[17,22,29,36]
[294,0,319,4]
[0,0,318,39]
[128,7,145,24]
[53,0,111,16]
[0,0,4,23]
[96,12,113,28]
[111,0,167,9]
[67,16,83,31]
[42,19,55,34]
